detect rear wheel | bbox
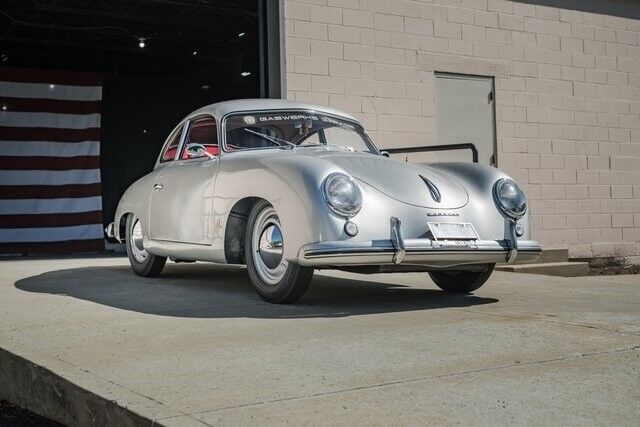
[125,214,166,277]
[245,200,314,304]
[429,264,495,294]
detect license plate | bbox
[428,222,479,241]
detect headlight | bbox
[323,173,363,217]
[493,178,527,220]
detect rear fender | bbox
[113,172,157,241]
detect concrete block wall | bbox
[283,0,640,259]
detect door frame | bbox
[258,0,284,98]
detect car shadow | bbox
[14,263,498,319]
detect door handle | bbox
[153,184,164,190]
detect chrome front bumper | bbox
[298,217,541,268]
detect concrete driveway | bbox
[1,256,639,426]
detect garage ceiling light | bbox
[240,71,251,77]
[238,32,245,38]
[138,37,146,48]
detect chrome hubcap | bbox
[259,224,283,269]
[130,218,148,263]
[252,207,287,285]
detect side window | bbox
[180,117,218,160]
[160,124,184,163]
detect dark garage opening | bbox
[0,0,277,252]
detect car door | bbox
[149,116,219,245]
[144,122,184,239]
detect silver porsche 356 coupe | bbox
[106,99,540,303]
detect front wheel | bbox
[125,214,166,277]
[429,264,495,294]
[245,200,314,304]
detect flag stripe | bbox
[0,112,101,129]
[0,141,99,157]
[0,169,101,186]
[0,239,105,255]
[0,67,102,86]
[0,155,100,170]
[0,211,103,228]
[0,81,102,101]
[0,97,101,114]
[0,127,100,142]
[0,184,102,199]
[0,224,104,242]
[0,197,102,215]
[0,67,104,254]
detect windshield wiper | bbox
[243,128,295,149]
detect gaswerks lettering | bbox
[320,116,355,129]
[258,114,318,122]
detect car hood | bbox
[302,150,469,209]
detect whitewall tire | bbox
[245,200,314,303]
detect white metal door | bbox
[434,73,496,165]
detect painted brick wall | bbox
[283,0,640,259]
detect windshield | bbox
[224,111,379,154]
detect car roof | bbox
[187,99,360,124]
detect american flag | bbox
[0,67,104,254]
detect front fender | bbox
[214,152,348,261]
[426,162,531,240]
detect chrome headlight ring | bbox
[493,178,527,220]
[322,173,363,218]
